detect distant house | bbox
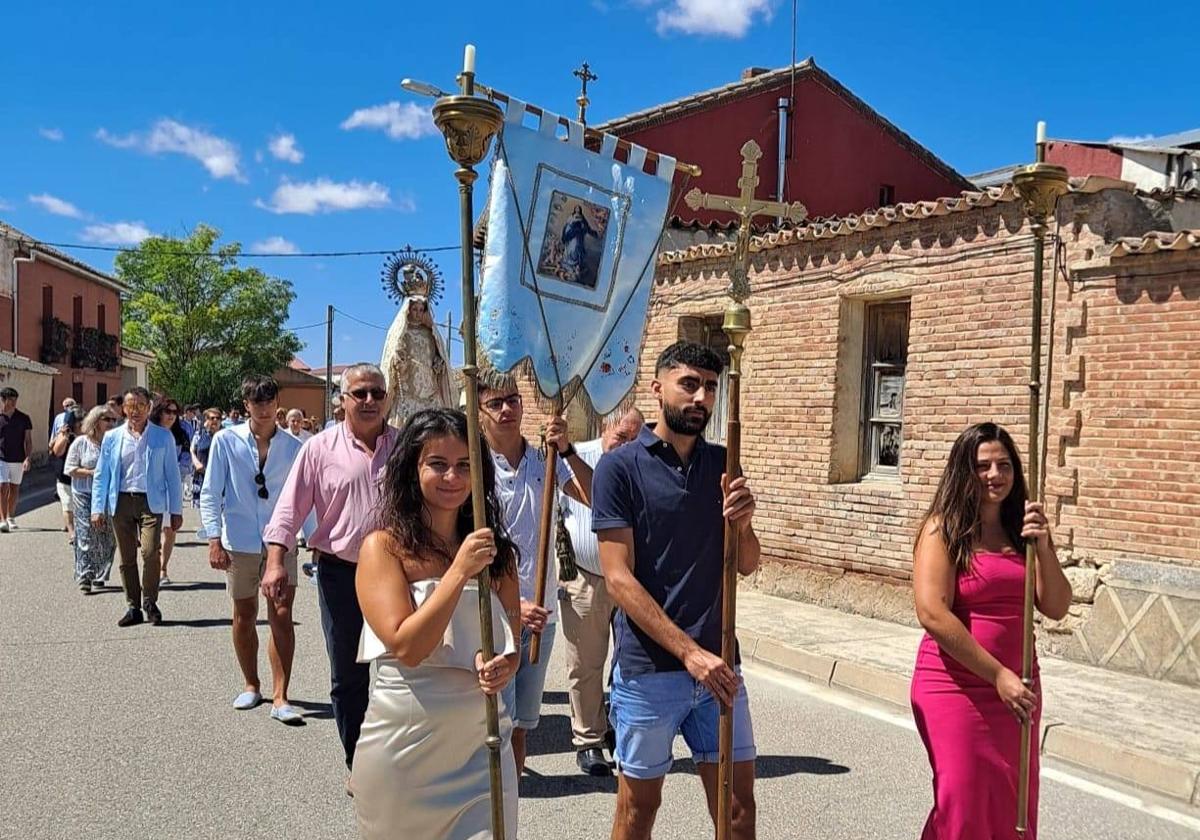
[596,59,972,239]
[970,127,1200,192]
[275,356,332,423]
[308,363,351,395]
[0,221,125,419]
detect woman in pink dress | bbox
[910,422,1072,839]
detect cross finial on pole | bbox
[573,61,599,126]
[684,140,807,302]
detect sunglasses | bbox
[254,471,269,500]
[347,387,386,402]
[483,394,522,413]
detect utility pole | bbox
[325,304,334,427]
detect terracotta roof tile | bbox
[658,184,1022,265]
[1110,230,1200,258]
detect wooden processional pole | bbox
[684,140,806,840]
[529,395,563,665]
[431,46,509,840]
[1010,123,1068,837]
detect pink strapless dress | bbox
[910,551,1040,840]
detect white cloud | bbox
[39,127,64,142]
[0,198,12,211]
[268,132,304,163]
[255,178,393,215]
[340,102,437,141]
[251,235,300,254]
[654,0,773,37]
[80,221,153,246]
[29,193,85,219]
[96,118,244,180]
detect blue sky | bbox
[3,1,1193,368]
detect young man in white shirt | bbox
[200,375,307,724]
[477,370,593,774]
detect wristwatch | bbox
[560,442,576,459]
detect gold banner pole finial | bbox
[430,44,508,840]
[684,139,806,840]
[1010,120,1068,837]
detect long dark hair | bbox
[377,408,517,579]
[916,422,1028,572]
[151,398,190,451]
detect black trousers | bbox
[316,554,370,768]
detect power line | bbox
[333,307,390,331]
[24,239,461,259]
[287,320,329,331]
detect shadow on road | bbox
[160,581,226,592]
[289,699,334,720]
[156,617,236,628]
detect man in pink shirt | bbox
[262,363,398,770]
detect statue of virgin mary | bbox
[378,249,457,428]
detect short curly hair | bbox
[655,341,724,376]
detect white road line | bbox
[744,663,1200,834]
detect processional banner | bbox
[478,101,676,415]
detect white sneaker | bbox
[0,521,8,533]
[4,519,14,530]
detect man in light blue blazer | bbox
[91,386,184,627]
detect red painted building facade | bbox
[597,60,971,226]
[1,222,124,419]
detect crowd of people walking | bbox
[0,337,1070,839]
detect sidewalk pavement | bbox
[738,588,1200,808]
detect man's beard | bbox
[662,403,710,436]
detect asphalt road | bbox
[2,499,1196,840]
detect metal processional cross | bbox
[573,61,598,125]
[684,139,806,840]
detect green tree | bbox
[117,224,302,408]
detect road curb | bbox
[739,629,1200,809]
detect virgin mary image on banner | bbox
[536,191,610,290]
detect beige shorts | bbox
[227,549,297,600]
[56,482,73,512]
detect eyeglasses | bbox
[483,394,522,413]
[346,387,387,402]
[254,471,269,500]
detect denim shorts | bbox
[501,623,557,730]
[609,663,756,779]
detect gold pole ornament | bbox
[683,139,806,840]
[1009,122,1068,838]
[430,44,509,840]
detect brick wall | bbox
[1051,249,1200,569]
[501,187,1200,682]
[640,189,1200,630]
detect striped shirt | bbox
[561,438,604,577]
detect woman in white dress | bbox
[353,408,521,839]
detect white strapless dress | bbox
[351,579,518,839]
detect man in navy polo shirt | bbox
[593,340,761,840]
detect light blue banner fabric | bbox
[478,108,675,415]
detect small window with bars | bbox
[677,315,731,444]
[861,301,909,477]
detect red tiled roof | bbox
[658,175,1133,265]
[595,58,971,193]
[1110,229,1200,258]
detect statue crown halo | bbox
[381,246,444,306]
